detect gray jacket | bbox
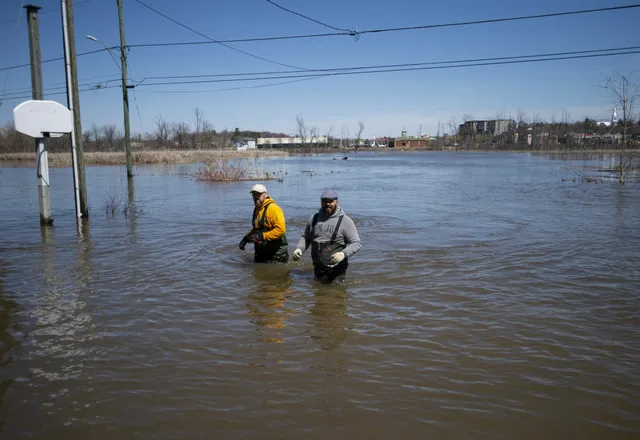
[296,206,362,263]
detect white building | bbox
[234,137,256,151]
[257,136,328,147]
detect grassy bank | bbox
[2,147,638,167]
[0,149,289,167]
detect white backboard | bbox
[13,100,73,138]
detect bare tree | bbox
[102,124,118,150]
[549,113,558,148]
[296,115,307,145]
[560,109,571,148]
[82,131,91,148]
[516,109,528,128]
[460,114,474,149]
[193,107,205,134]
[193,107,205,148]
[447,116,459,150]
[532,113,543,150]
[324,125,334,146]
[91,123,102,151]
[515,109,529,148]
[200,120,214,148]
[340,126,348,148]
[354,121,365,152]
[309,124,319,145]
[602,72,639,183]
[173,122,191,146]
[154,115,170,145]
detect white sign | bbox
[13,100,73,138]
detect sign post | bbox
[14,100,73,225]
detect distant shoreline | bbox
[0,147,637,167]
[0,149,289,168]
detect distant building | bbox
[597,107,618,127]
[389,137,429,148]
[366,137,390,147]
[257,136,328,148]
[234,137,256,151]
[459,119,515,136]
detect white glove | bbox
[293,248,303,261]
[330,251,345,265]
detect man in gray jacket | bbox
[292,190,362,283]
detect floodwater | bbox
[1,151,639,439]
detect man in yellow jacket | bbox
[239,184,289,263]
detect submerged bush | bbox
[195,157,283,182]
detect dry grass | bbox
[195,157,283,182]
[0,149,288,167]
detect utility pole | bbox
[61,0,88,218]
[117,0,133,178]
[25,5,53,225]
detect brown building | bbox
[389,137,430,148]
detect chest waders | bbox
[311,214,348,282]
[253,203,289,263]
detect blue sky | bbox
[1,0,639,139]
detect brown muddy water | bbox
[0,151,639,439]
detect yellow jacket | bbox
[250,197,286,242]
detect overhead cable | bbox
[265,0,356,35]
[132,0,309,70]
[0,47,115,72]
[126,4,640,49]
[130,49,640,88]
[126,46,640,84]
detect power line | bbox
[1,84,120,103]
[0,0,25,107]
[132,0,309,71]
[130,49,640,89]
[3,46,638,98]
[126,46,640,84]
[1,74,122,96]
[358,4,640,36]
[265,0,355,34]
[0,80,118,99]
[4,50,638,100]
[126,4,640,49]
[136,76,323,94]
[0,47,115,72]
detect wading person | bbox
[292,190,361,283]
[239,184,289,263]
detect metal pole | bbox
[62,0,89,217]
[117,0,133,178]
[61,0,82,219]
[25,5,53,226]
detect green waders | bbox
[253,203,289,263]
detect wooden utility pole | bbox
[61,0,89,218]
[117,0,133,178]
[25,5,53,225]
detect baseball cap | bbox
[250,184,267,194]
[320,190,338,200]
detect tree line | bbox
[443,112,640,151]
[0,107,289,154]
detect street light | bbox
[86,35,121,72]
[86,34,133,178]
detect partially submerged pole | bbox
[61,0,89,217]
[25,4,53,225]
[117,0,133,178]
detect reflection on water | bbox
[246,265,294,343]
[0,152,639,438]
[0,258,19,432]
[309,284,350,351]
